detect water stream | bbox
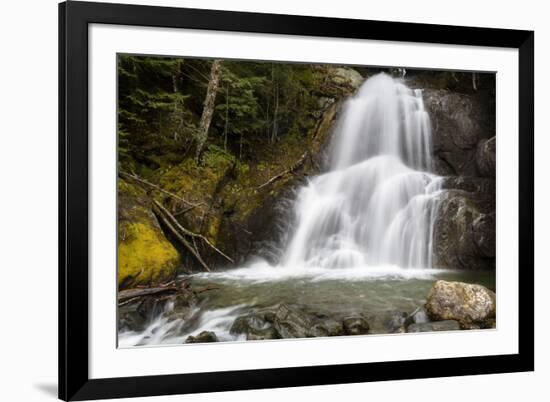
[119,73,489,347]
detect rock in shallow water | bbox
[230,304,352,340]
[425,280,496,329]
[230,314,280,340]
[407,320,461,333]
[185,331,219,343]
[342,317,370,335]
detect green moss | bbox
[118,222,180,287]
[206,215,221,243]
[117,179,144,198]
[203,144,235,168]
[236,162,250,175]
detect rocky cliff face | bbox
[413,75,496,270]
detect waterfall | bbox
[282,73,442,270]
[118,73,451,347]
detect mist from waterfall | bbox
[282,73,442,271]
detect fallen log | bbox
[194,284,221,294]
[257,151,309,190]
[118,286,178,303]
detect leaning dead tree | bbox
[152,200,234,273]
[195,59,223,163]
[257,151,309,190]
[118,170,233,272]
[119,170,204,210]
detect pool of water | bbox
[118,265,495,347]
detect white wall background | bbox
[0,0,545,401]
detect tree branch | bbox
[257,151,309,190]
[153,200,234,264]
[119,170,204,209]
[152,201,212,272]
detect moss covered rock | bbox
[118,180,180,289]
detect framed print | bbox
[59,1,534,400]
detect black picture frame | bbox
[59,1,534,400]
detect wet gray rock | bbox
[433,190,495,270]
[412,308,429,324]
[331,67,364,93]
[230,314,280,340]
[185,331,219,343]
[342,317,370,335]
[118,301,147,332]
[384,311,408,333]
[271,304,313,338]
[137,297,165,319]
[472,212,496,258]
[231,305,351,340]
[476,136,496,178]
[322,319,346,336]
[423,89,494,177]
[406,307,430,325]
[407,320,461,333]
[425,280,496,329]
[440,176,495,198]
[309,319,345,337]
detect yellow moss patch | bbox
[118,222,179,287]
[206,215,221,244]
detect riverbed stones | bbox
[185,331,219,343]
[271,304,313,338]
[425,280,496,329]
[384,311,409,333]
[407,320,461,333]
[410,307,430,324]
[230,314,280,340]
[231,304,354,340]
[342,317,370,335]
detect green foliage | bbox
[118,55,199,169]
[118,55,328,172]
[203,144,236,168]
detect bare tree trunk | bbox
[195,59,223,163]
[265,91,271,143]
[172,59,183,141]
[271,83,279,144]
[223,83,229,151]
[239,132,243,160]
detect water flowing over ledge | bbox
[276,73,443,272]
[118,72,496,347]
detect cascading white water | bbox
[118,73,450,347]
[282,73,442,270]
